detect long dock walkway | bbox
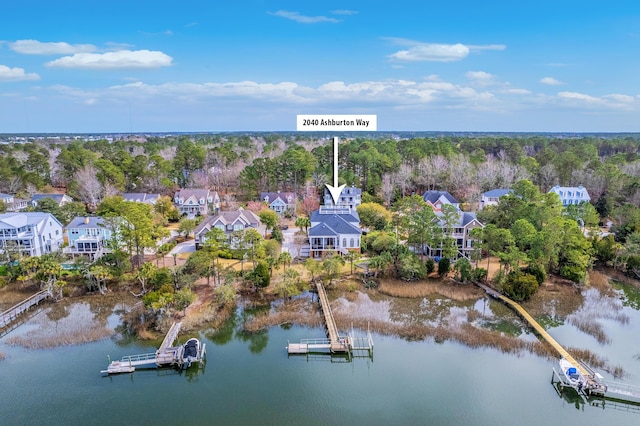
[0,291,50,329]
[476,282,589,375]
[316,282,347,353]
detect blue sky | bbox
[1,1,639,133]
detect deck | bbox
[101,321,205,375]
[0,291,50,330]
[287,283,373,357]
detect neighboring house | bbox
[307,206,361,259]
[193,209,265,249]
[423,211,484,260]
[63,216,114,260]
[0,193,28,212]
[323,185,362,210]
[479,189,512,210]
[0,212,64,257]
[174,189,220,218]
[121,193,160,205]
[30,193,74,208]
[260,192,296,215]
[548,185,591,206]
[422,190,460,212]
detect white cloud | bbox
[331,10,358,15]
[557,91,637,109]
[466,71,496,86]
[540,77,564,86]
[0,65,40,82]
[498,88,532,95]
[390,43,470,62]
[269,10,340,24]
[388,41,505,62]
[9,39,96,55]
[45,50,173,70]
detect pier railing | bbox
[0,290,50,329]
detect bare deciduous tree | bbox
[75,164,103,210]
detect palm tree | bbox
[278,252,292,272]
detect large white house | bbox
[548,185,591,206]
[0,212,64,257]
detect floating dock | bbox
[287,283,373,357]
[0,291,50,331]
[101,321,206,375]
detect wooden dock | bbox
[101,321,206,375]
[287,283,373,356]
[316,282,349,353]
[0,291,50,330]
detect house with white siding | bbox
[0,212,63,257]
[548,185,591,206]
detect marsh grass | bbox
[378,278,483,301]
[6,303,113,349]
[243,298,322,332]
[567,287,629,344]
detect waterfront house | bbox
[307,206,361,258]
[63,216,114,260]
[0,212,63,257]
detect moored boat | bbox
[182,337,200,367]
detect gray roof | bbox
[194,209,262,235]
[260,192,296,204]
[422,190,458,205]
[66,216,106,229]
[435,211,481,228]
[0,212,61,229]
[309,214,361,237]
[122,193,160,203]
[31,193,70,204]
[482,188,512,198]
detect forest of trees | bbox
[4,133,640,304]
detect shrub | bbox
[471,267,487,282]
[502,271,539,301]
[438,257,451,276]
[425,258,435,275]
[525,263,546,285]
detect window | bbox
[350,238,354,247]
[233,223,244,231]
[343,238,347,247]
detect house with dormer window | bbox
[121,193,160,205]
[174,189,220,218]
[193,209,265,249]
[260,192,297,215]
[548,185,591,206]
[0,193,28,212]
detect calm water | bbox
[2,284,640,425]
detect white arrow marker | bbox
[325,136,345,205]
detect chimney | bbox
[84,217,90,224]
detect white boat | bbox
[558,358,608,396]
[559,358,585,390]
